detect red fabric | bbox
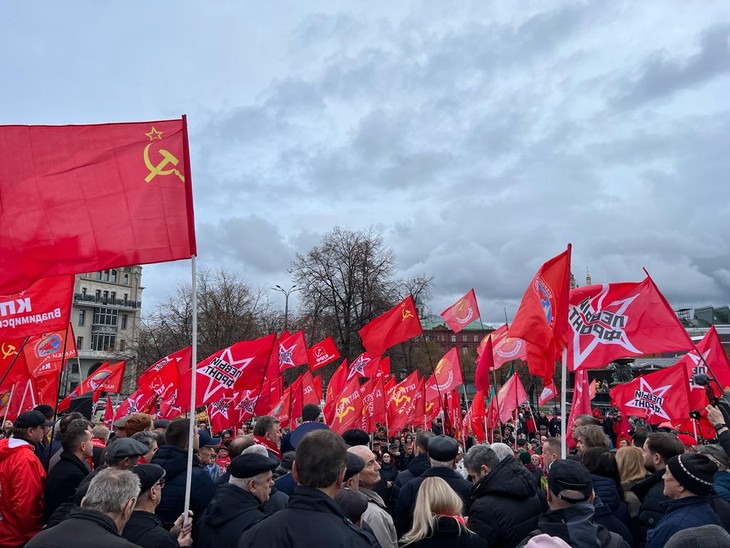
[290,370,320,422]
[139,347,190,398]
[266,331,290,379]
[440,289,481,333]
[4,378,38,420]
[375,357,391,379]
[679,326,730,407]
[253,435,282,460]
[0,119,196,293]
[346,352,381,381]
[329,377,364,435]
[387,371,421,433]
[23,327,77,379]
[566,369,592,447]
[158,390,184,420]
[0,438,46,545]
[92,360,126,399]
[567,277,693,371]
[464,390,487,442]
[476,324,527,370]
[231,389,260,423]
[610,361,691,424]
[359,295,423,358]
[323,360,348,424]
[278,330,308,371]
[509,246,572,382]
[475,335,494,392]
[0,276,74,338]
[114,387,156,420]
[307,336,340,371]
[103,395,114,428]
[539,381,557,406]
[270,386,292,430]
[497,373,528,423]
[425,347,464,397]
[59,361,114,410]
[208,396,236,434]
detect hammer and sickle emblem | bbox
[336,405,355,421]
[435,359,446,376]
[1,343,18,360]
[402,307,415,321]
[143,128,186,183]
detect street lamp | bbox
[272,284,298,332]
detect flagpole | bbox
[560,348,568,459]
[4,382,16,422]
[183,256,198,524]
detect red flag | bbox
[278,330,309,371]
[23,328,77,379]
[426,348,464,396]
[681,326,730,400]
[195,334,276,405]
[103,395,114,429]
[477,324,528,369]
[323,360,348,423]
[509,246,572,381]
[232,389,261,423]
[566,369,592,446]
[440,289,481,333]
[0,276,74,338]
[475,336,494,393]
[208,396,236,434]
[567,277,693,371]
[159,390,184,420]
[375,356,391,380]
[138,347,190,398]
[290,370,320,422]
[387,371,421,433]
[610,362,691,424]
[359,295,423,357]
[0,119,196,293]
[307,336,340,372]
[347,352,381,381]
[539,381,557,406]
[266,330,290,378]
[5,378,37,420]
[485,387,500,435]
[93,361,126,397]
[464,391,487,442]
[497,373,528,423]
[114,387,156,420]
[329,377,364,435]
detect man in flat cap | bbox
[395,435,472,536]
[195,453,278,548]
[122,464,192,548]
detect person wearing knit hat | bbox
[665,524,730,548]
[645,453,723,548]
[694,444,730,503]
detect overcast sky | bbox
[3,1,729,322]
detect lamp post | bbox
[272,284,298,332]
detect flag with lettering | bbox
[509,246,572,381]
[567,277,693,371]
[682,326,730,397]
[278,330,309,371]
[114,387,157,420]
[232,388,261,423]
[440,289,481,333]
[346,352,381,381]
[425,348,464,396]
[477,324,528,369]
[159,390,184,419]
[307,336,340,372]
[359,295,423,357]
[0,119,196,293]
[208,395,237,433]
[23,328,77,379]
[138,347,190,398]
[610,361,691,424]
[329,376,364,435]
[0,276,74,339]
[323,360,348,424]
[387,371,421,433]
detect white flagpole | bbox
[183,256,198,523]
[560,348,568,459]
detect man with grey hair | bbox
[395,435,472,536]
[27,468,141,547]
[195,453,278,548]
[241,444,288,512]
[490,442,515,461]
[466,443,547,547]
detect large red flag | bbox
[307,336,340,372]
[0,276,74,339]
[208,396,237,434]
[278,330,309,371]
[387,371,421,433]
[440,289,481,333]
[475,336,494,393]
[509,246,572,381]
[497,373,528,423]
[477,324,528,369]
[92,361,126,397]
[464,391,487,442]
[567,277,693,371]
[610,362,691,424]
[138,347,190,398]
[359,295,423,357]
[347,352,381,381]
[0,119,196,293]
[329,377,364,435]
[682,326,730,394]
[23,328,77,379]
[114,388,157,420]
[425,348,464,396]
[566,369,592,447]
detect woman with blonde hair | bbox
[400,477,485,547]
[615,445,647,518]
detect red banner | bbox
[440,289,481,333]
[359,295,423,358]
[307,336,340,371]
[477,324,528,369]
[24,328,77,379]
[426,347,464,396]
[0,119,196,293]
[346,352,381,381]
[0,276,74,339]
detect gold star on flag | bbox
[145,127,163,141]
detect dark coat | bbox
[593,494,634,547]
[121,511,179,548]
[42,450,91,523]
[151,445,215,528]
[274,471,296,496]
[390,454,430,509]
[468,456,547,548]
[374,462,399,508]
[195,484,265,548]
[238,485,378,548]
[630,468,668,546]
[400,517,486,548]
[396,467,473,537]
[591,474,631,528]
[646,496,722,548]
[25,508,141,548]
[516,503,629,548]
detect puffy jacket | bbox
[239,485,379,548]
[593,494,634,547]
[390,453,430,509]
[195,484,265,548]
[715,471,730,503]
[0,438,46,547]
[43,450,91,523]
[151,445,215,528]
[646,496,722,548]
[25,508,140,548]
[630,469,668,546]
[468,456,547,548]
[591,474,631,528]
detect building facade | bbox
[66,266,143,393]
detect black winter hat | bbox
[667,453,717,496]
[229,453,279,479]
[342,429,370,447]
[427,435,459,462]
[548,459,593,503]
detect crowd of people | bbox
[3,401,730,547]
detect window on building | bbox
[462,346,468,354]
[95,272,102,280]
[474,335,479,342]
[450,335,456,343]
[91,333,116,351]
[123,293,128,303]
[124,274,130,285]
[121,314,128,330]
[76,336,83,350]
[81,287,87,296]
[95,289,101,300]
[78,310,86,327]
[102,290,109,302]
[110,291,116,303]
[93,307,118,326]
[103,270,110,281]
[462,335,468,342]
[111,270,118,283]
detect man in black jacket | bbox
[465,443,547,548]
[630,432,684,547]
[195,453,278,547]
[151,419,215,529]
[395,435,472,536]
[239,429,378,548]
[26,468,141,548]
[43,423,93,523]
[389,430,433,511]
[123,464,191,548]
